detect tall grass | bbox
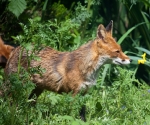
[1,19,150,124]
[1,66,150,125]
[1,0,150,124]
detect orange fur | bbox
[0,37,14,59]
[0,37,14,68]
[4,21,131,98]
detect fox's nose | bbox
[129,59,132,62]
[122,59,132,62]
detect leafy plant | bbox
[1,67,148,125]
[1,0,150,124]
[8,0,27,18]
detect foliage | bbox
[1,66,150,124]
[1,0,150,124]
[12,18,81,51]
[8,0,27,18]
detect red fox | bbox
[3,20,131,121]
[4,20,131,98]
[0,36,14,68]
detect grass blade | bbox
[118,22,145,44]
[135,47,150,55]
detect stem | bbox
[17,47,24,75]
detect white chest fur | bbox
[79,55,110,90]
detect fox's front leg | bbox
[28,87,44,105]
[80,105,86,122]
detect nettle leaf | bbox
[25,42,32,51]
[8,0,27,18]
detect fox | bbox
[0,36,14,68]
[4,20,131,121]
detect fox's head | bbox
[96,20,131,65]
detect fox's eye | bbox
[116,50,120,53]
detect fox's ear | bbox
[106,20,113,36]
[97,24,106,39]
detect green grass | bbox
[0,67,150,125]
[1,0,150,124]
